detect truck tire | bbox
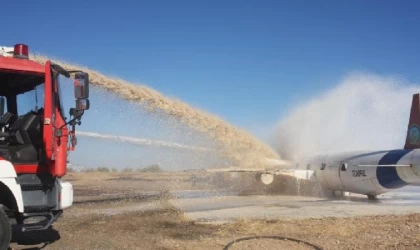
[0,208,11,250]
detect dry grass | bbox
[215,214,420,249]
[29,54,280,168]
[12,210,420,250]
[10,172,420,250]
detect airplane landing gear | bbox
[321,189,349,199]
[367,195,377,200]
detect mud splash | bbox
[31,54,279,167]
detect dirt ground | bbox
[8,171,420,250]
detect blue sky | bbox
[2,0,420,169]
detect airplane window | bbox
[341,163,348,171]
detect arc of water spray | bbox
[77,131,212,152]
[30,54,281,167]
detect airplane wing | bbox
[204,167,282,173]
[204,158,294,173]
[205,167,267,172]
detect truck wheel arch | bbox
[0,181,19,212]
[0,160,24,213]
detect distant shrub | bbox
[139,164,162,173]
[111,168,119,173]
[97,167,110,172]
[67,167,75,172]
[84,168,96,172]
[122,167,133,172]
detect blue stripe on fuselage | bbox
[376,149,412,189]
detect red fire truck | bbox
[0,44,89,249]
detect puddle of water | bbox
[172,190,236,199]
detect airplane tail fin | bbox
[404,93,420,149]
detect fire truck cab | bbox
[0,44,89,249]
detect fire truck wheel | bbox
[0,208,11,250]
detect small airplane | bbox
[206,93,420,200]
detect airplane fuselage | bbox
[300,149,420,198]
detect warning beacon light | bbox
[13,44,29,59]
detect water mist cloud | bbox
[272,72,420,161]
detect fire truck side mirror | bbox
[0,97,4,116]
[76,99,90,111]
[74,72,89,99]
